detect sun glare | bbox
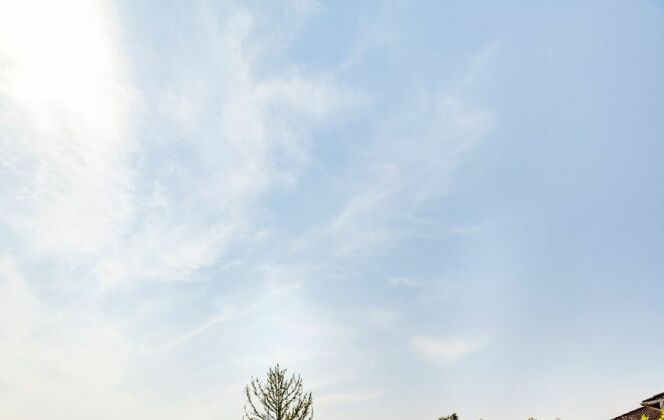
[0,0,121,116]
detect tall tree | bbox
[244,364,313,420]
[439,413,459,420]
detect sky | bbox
[1,1,664,419]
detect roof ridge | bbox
[643,392,664,402]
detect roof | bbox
[644,393,664,404]
[611,406,662,420]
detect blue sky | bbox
[1,1,663,419]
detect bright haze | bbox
[1,1,663,419]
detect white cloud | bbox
[410,335,484,364]
[0,2,363,419]
[92,7,360,290]
[0,1,498,418]
[317,389,388,406]
[386,276,421,287]
[0,260,139,420]
[0,0,135,257]
[0,1,361,289]
[289,94,494,262]
[365,307,400,329]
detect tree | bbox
[439,413,459,420]
[243,364,313,420]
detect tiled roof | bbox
[612,406,662,420]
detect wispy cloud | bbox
[410,335,485,364]
[317,389,388,406]
[0,0,135,258]
[298,94,494,260]
[386,276,421,287]
[0,1,499,418]
[0,2,362,418]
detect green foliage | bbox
[641,411,664,420]
[438,413,459,420]
[243,364,313,420]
